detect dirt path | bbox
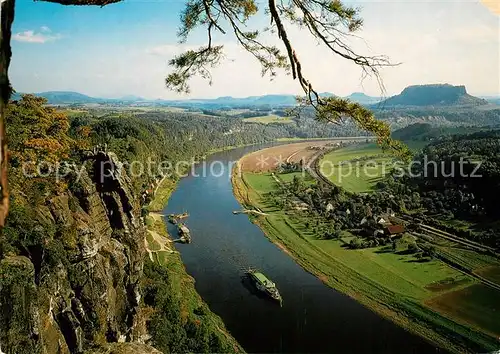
[145,212,177,263]
[285,149,302,163]
[153,175,169,196]
[150,230,173,252]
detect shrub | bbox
[145,217,154,227]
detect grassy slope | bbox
[319,142,429,193]
[319,144,393,193]
[145,179,244,352]
[232,168,500,353]
[148,178,177,212]
[426,284,500,338]
[277,172,316,184]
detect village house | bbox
[291,200,309,211]
[384,224,406,238]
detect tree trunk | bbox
[0,0,15,227]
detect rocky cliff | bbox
[0,151,156,353]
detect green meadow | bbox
[319,144,396,193]
[319,142,429,193]
[232,167,500,353]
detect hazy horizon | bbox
[10,0,500,99]
[14,85,499,102]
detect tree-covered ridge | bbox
[374,107,500,127]
[416,132,500,217]
[391,123,499,142]
[383,131,500,248]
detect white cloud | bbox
[13,29,61,44]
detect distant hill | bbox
[376,84,488,107]
[159,94,298,107]
[344,92,380,104]
[119,95,145,101]
[13,91,384,107]
[481,96,500,105]
[11,91,109,104]
[13,87,490,109]
[253,94,297,105]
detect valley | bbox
[232,139,500,352]
[2,84,500,353]
[1,0,499,353]
[159,145,438,353]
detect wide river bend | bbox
[164,144,438,353]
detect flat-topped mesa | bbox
[377,84,487,107]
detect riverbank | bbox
[144,176,244,352]
[206,142,262,155]
[231,157,499,353]
[276,136,374,142]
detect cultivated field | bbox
[426,284,500,337]
[476,266,500,284]
[239,139,369,172]
[319,143,397,193]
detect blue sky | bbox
[10,0,500,99]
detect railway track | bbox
[421,225,497,253]
[427,246,500,292]
[400,215,499,256]
[308,148,337,187]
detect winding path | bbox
[144,212,177,262]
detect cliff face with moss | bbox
[0,151,156,354]
[0,96,247,354]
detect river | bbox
[164,144,439,353]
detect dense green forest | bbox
[397,131,500,246]
[391,123,497,141]
[374,107,500,127]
